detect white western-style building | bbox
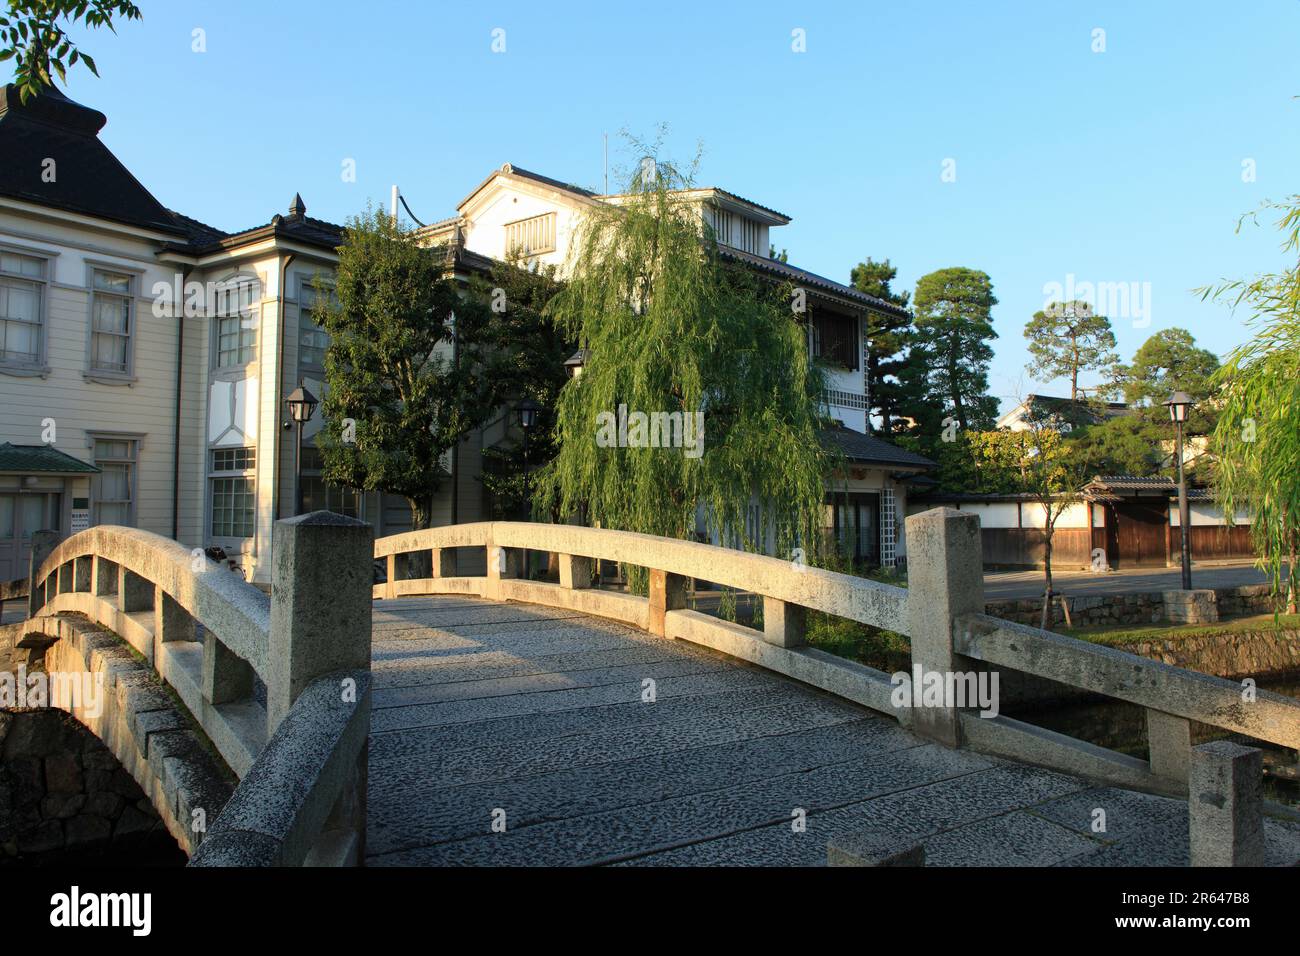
[0,84,930,583]
[417,163,933,567]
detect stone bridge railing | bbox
[18,513,373,866]
[376,509,1300,866]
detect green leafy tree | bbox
[971,422,1085,628]
[850,257,913,436]
[535,155,830,558]
[908,267,1000,434]
[476,258,569,519]
[1065,414,1164,477]
[1200,195,1300,613]
[1,1,141,102]
[1024,300,1118,402]
[1119,328,1220,423]
[312,207,500,531]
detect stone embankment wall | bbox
[0,709,181,864]
[985,584,1279,629]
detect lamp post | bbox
[285,380,318,516]
[516,398,542,579]
[516,398,541,495]
[1163,391,1195,590]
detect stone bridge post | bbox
[27,529,60,617]
[265,512,374,863]
[268,512,374,731]
[904,508,984,748]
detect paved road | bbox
[984,562,1269,601]
[364,595,1300,866]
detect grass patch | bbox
[1061,613,1300,647]
[806,611,911,673]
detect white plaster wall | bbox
[1170,503,1250,527]
[461,182,588,276]
[0,209,188,539]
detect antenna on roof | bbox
[603,133,608,195]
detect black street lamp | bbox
[1163,390,1195,589]
[285,380,318,516]
[516,398,542,497]
[515,397,543,579]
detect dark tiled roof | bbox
[720,246,910,317]
[506,164,598,198]
[701,187,790,223]
[1082,475,1213,503]
[1,85,342,255]
[1029,394,1128,412]
[162,201,344,255]
[0,84,185,236]
[823,426,934,468]
[166,209,229,245]
[0,443,99,474]
[1024,394,1129,418]
[913,490,1042,503]
[1089,475,1177,490]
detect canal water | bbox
[1008,679,1300,808]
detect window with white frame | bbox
[92,436,138,526]
[89,269,133,374]
[0,251,47,366]
[738,218,761,254]
[214,275,260,368]
[298,279,337,370]
[504,213,556,256]
[209,446,256,539]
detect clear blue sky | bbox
[50,0,1300,412]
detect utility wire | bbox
[398,192,426,228]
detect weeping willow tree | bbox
[1201,195,1300,613]
[533,154,831,564]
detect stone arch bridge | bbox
[2,510,1298,866]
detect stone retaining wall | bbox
[1127,629,1300,681]
[985,584,1279,628]
[0,709,180,864]
[2,613,235,859]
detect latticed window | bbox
[811,311,860,371]
[90,269,133,373]
[298,280,337,369]
[0,251,46,366]
[880,487,897,568]
[93,437,137,526]
[212,447,255,471]
[209,447,256,539]
[504,213,556,256]
[214,275,260,368]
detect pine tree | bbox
[908,267,1000,434]
[1024,300,1118,402]
[849,258,912,435]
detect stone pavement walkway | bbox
[364,596,1300,866]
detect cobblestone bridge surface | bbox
[367,597,1300,867]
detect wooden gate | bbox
[1104,500,1169,568]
